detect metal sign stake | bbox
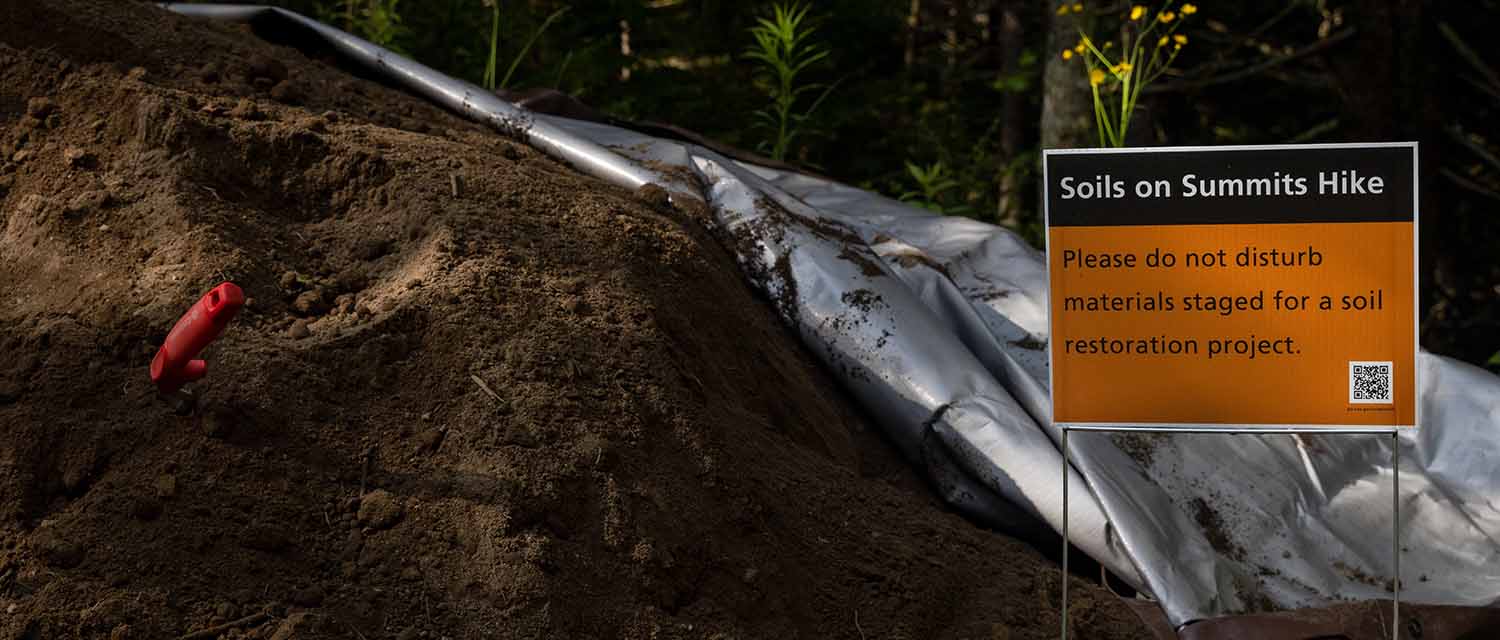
[1060,426,1070,640]
[1392,431,1400,639]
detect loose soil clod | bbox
[0,1,1146,638]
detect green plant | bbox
[482,0,501,90]
[482,3,570,92]
[899,161,969,215]
[1059,1,1198,147]
[744,3,835,161]
[351,0,408,51]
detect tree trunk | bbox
[997,2,1026,225]
[1041,2,1092,150]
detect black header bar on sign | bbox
[1045,144,1415,227]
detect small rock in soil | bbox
[331,293,355,316]
[416,427,446,453]
[288,319,311,340]
[26,96,56,118]
[62,147,95,168]
[357,490,403,530]
[634,183,671,210]
[293,290,328,316]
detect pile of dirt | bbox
[0,2,1146,638]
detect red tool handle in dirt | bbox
[149,282,245,394]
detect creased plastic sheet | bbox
[166,4,1500,629]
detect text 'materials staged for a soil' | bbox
[1045,143,1418,431]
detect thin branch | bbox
[1243,2,1300,46]
[1448,125,1500,174]
[1463,75,1500,104]
[1439,22,1500,92]
[1146,27,1356,94]
[1441,168,1500,203]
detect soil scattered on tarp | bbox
[1190,498,1247,563]
[0,2,1146,638]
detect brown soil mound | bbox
[0,2,1145,638]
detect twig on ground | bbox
[471,374,501,401]
[176,612,269,640]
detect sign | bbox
[1044,143,1417,431]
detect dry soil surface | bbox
[0,2,1146,638]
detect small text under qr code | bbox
[1349,361,1393,404]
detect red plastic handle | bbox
[149,282,245,393]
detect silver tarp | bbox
[166,5,1500,629]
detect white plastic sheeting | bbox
[166,4,1500,628]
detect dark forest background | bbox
[234,0,1499,369]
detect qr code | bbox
[1349,361,1393,404]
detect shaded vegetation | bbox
[229,0,1498,369]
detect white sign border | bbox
[1041,142,1420,433]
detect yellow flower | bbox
[1074,41,1086,54]
[1158,10,1176,23]
[1181,4,1198,15]
[1173,34,1188,45]
[1062,49,1074,60]
[1129,5,1145,21]
[1089,68,1106,86]
[1056,4,1069,15]
[1073,3,1083,11]
[1103,41,1114,49]
[1157,35,1169,47]
[1111,62,1133,75]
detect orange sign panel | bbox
[1045,144,1418,431]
